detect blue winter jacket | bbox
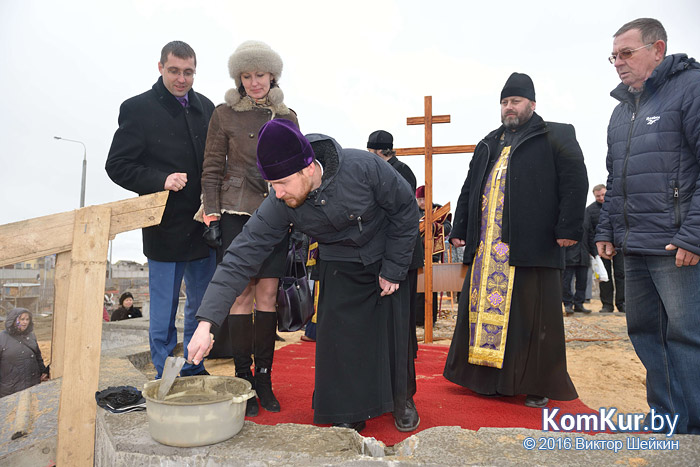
[595,54,700,256]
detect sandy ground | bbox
[31,296,649,416]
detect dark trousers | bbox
[599,253,625,310]
[562,265,588,306]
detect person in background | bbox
[0,308,49,398]
[415,185,451,326]
[105,40,216,379]
[198,41,298,417]
[110,292,143,321]
[562,211,595,314]
[586,184,624,313]
[596,18,700,434]
[367,130,423,358]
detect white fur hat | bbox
[226,40,284,107]
[228,41,283,87]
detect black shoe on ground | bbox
[564,304,574,316]
[524,395,549,408]
[394,398,420,432]
[573,304,591,314]
[599,306,614,313]
[333,421,366,432]
[617,305,625,313]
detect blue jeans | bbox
[148,250,216,378]
[625,255,700,434]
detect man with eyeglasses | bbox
[105,41,216,379]
[444,72,588,409]
[596,18,700,434]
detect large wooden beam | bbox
[50,251,71,379]
[0,191,169,267]
[407,115,450,125]
[423,96,435,343]
[56,206,111,467]
[395,145,477,156]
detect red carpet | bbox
[253,342,596,446]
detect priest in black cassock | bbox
[189,119,420,433]
[443,73,588,408]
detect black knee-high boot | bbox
[254,310,281,412]
[229,314,259,417]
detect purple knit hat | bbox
[256,119,315,181]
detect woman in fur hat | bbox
[200,41,298,417]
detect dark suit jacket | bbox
[106,77,215,261]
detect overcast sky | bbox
[2,0,699,263]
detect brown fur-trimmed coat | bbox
[201,98,298,217]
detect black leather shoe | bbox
[573,304,591,314]
[599,306,614,313]
[524,395,549,408]
[394,398,420,432]
[564,304,574,316]
[333,421,366,432]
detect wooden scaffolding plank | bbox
[50,251,71,379]
[0,191,169,267]
[56,206,111,467]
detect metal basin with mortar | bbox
[142,375,255,447]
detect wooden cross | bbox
[395,96,475,343]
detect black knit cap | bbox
[367,130,393,150]
[119,292,134,306]
[500,72,536,102]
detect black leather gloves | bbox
[203,220,222,248]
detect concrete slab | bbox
[2,318,700,466]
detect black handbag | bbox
[276,244,314,332]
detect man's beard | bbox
[283,196,304,208]
[502,108,533,129]
[282,185,312,208]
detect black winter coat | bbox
[197,135,420,327]
[451,113,588,270]
[0,308,47,398]
[585,201,602,254]
[565,210,596,267]
[105,77,215,262]
[386,156,424,270]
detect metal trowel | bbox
[157,356,186,400]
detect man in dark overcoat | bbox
[105,41,215,378]
[367,129,423,358]
[444,73,588,408]
[189,119,421,433]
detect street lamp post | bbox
[53,136,87,208]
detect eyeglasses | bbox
[166,67,196,78]
[608,43,654,64]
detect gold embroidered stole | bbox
[467,145,516,369]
